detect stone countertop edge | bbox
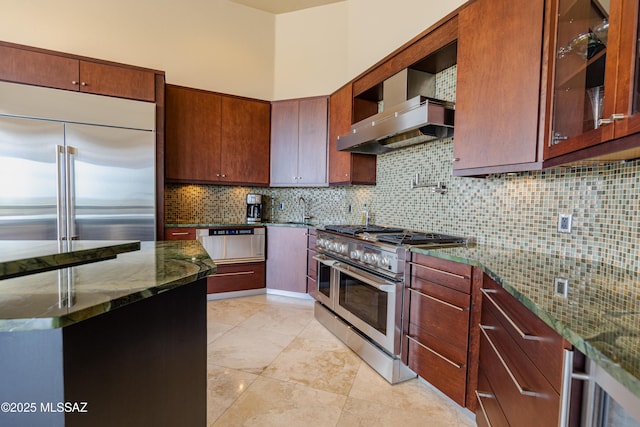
[0,241,216,333]
[165,222,319,228]
[410,245,640,400]
[0,241,142,280]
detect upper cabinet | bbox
[545,0,640,164]
[454,0,546,175]
[328,83,377,185]
[0,42,156,102]
[270,96,329,187]
[165,85,270,186]
[455,0,640,176]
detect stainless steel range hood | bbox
[337,69,455,155]
[337,96,454,154]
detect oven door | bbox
[332,262,400,355]
[313,254,337,309]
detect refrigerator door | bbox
[65,123,155,241]
[0,116,66,240]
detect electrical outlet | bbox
[558,213,572,233]
[554,277,569,298]
[279,202,284,211]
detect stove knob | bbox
[380,256,390,268]
[350,249,362,260]
[370,254,381,265]
[363,253,373,264]
[328,242,336,251]
[316,238,325,248]
[339,243,349,254]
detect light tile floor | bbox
[206,293,477,427]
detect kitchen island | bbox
[0,240,215,427]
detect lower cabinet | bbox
[207,262,265,294]
[266,226,308,293]
[306,228,317,297]
[403,253,480,408]
[476,275,571,427]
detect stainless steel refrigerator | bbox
[0,81,156,241]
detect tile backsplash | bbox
[165,65,640,272]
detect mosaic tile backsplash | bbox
[165,65,640,273]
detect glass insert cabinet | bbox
[547,0,640,160]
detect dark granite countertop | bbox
[0,240,141,280]
[411,245,640,399]
[0,240,215,332]
[165,222,318,228]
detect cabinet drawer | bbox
[408,286,470,350]
[411,253,472,293]
[407,328,467,406]
[207,262,265,294]
[408,323,467,369]
[479,325,560,427]
[476,366,510,427]
[482,280,565,392]
[164,227,196,240]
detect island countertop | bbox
[411,245,640,400]
[0,240,216,332]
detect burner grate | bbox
[323,224,404,236]
[376,233,467,246]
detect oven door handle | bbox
[312,254,338,267]
[332,263,396,293]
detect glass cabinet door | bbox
[549,0,612,158]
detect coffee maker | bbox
[246,194,263,223]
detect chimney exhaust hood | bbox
[337,69,455,155]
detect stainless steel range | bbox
[312,224,471,384]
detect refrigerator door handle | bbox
[66,146,78,240]
[56,145,67,241]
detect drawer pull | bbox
[479,325,540,397]
[408,288,467,312]
[171,232,191,236]
[475,390,494,427]
[214,271,254,277]
[410,263,468,280]
[481,288,539,340]
[407,335,464,369]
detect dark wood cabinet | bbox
[164,227,196,241]
[328,83,376,185]
[270,96,328,186]
[403,253,480,408]
[476,275,571,427]
[455,0,640,175]
[306,228,317,297]
[454,0,546,176]
[207,262,265,294]
[265,226,308,293]
[165,85,270,185]
[0,42,156,102]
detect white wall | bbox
[0,0,466,100]
[0,0,276,99]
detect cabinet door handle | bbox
[479,325,540,397]
[481,288,539,340]
[598,113,625,126]
[452,158,460,162]
[171,232,191,236]
[475,390,495,427]
[408,288,466,311]
[214,271,254,277]
[71,80,79,85]
[409,262,468,280]
[80,82,87,86]
[406,335,463,369]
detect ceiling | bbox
[230,0,345,14]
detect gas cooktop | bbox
[323,224,404,236]
[322,224,471,247]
